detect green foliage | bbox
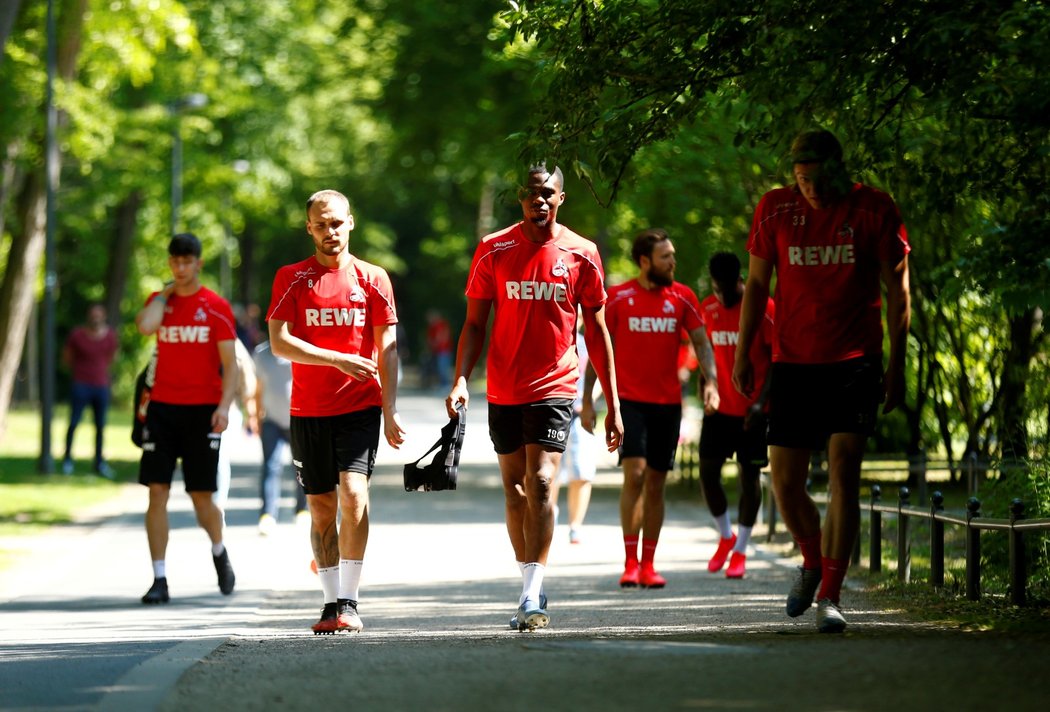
[981,459,1050,602]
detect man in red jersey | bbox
[135,233,238,605]
[586,228,718,589]
[446,164,622,632]
[268,189,404,635]
[698,252,774,580]
[734,130,911,633]
[61,303,119,478]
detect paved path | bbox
[2,391,1048,711]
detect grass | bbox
[0,405,138,569]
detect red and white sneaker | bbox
[311,602,340,635]
[619,560,641,588]
[707,533,737,573]
[337,599,364,633]
[639,562,667,589]
[725,551,747,579]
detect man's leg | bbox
[498,450,529,562]
[305,490,341,631]
[619,456,645,585]
[639,466,669,587]
[770,445,825,616]
[62,383,88,471]
[567,480,592,532]
[818,433,865,602]
[259,420,282,523]
[700,457,737,572]
[189,489,235,595]
[334,471,369,632]
[91,387,109,470]
[145,483,171,563]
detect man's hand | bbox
[446,377,469,419]
[883,363,905,414]
[384,408,406,448]
[580,401,597,434]
[604,408,623,452]
[732,358,754,400]
[335,354,378,381]
[701,380,720,415]
[210,406,231,434]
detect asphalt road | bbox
[2,390,1048,711]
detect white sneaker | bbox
[816,598,847,633]
[258,514,277,536]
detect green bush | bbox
[980,458,1050,603]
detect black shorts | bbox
[768,357,883,450]
[290,407,381,495]
[619,400,682,472]
[698,411,769,468]
[139,402,221,492]
[488,399,574,454]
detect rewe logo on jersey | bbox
[305,307,366,327]
[158,325,211,343]
[551,258,568,278]
[711,330,739,346]
[505,281,568,302]
[628,316,677,333]
[788,243,856,266]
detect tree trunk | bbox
[0,0,24,66]
[996,308,1037,474]
[0,171,47,440]
[0,0,88,440]
[105,190,141,326]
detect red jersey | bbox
[747,183,910,364]
[465,222,606,405]
[65,327,118,386]
[148,287,236,405]
[268,256,398,417]
[606,279,703,405]
[701,294,775,417]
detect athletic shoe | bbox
[141,577,169,604]
[639,562,667,589]
[707,533,738,573]
[61,458,74,476]
[337,599,364,633]
[213,549,236,595]
[725,551,747,579]
[786,566,822,617]
[619,560,641,588]
[509,593,548,629]
[816,598,847,633]
[569,528,581,544]
[95,462,116,480]
[258,513,277,537]
[514,599,550,632]
[312,602,340,635]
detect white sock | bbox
[519,560,546,598]
[734,525,752,553]
[520,562,546,606]
[211,542,226,557]
[318,566,339,604]
[153,560,166,578]
[714,511,733,539]
[338,559,364,601]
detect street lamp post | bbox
[169,93,208,235]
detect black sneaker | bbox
[213,549,236,595]
[312,602,340,635]
[141,577,170,604]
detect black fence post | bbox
[966,497,982,601]
[898,486,911,583]
[909,448,928,506]
[931,491,945,589]
[870,485,882,573]
[1010,498,1027,607]
[967,452,979,498]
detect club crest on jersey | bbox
[194,307,207,322]
[663,300,675,314]
[348,286,366,303]
[551,258,568,278]
[837,222,855,241]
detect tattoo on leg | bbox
[311,519,340,567]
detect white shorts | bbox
[557,416,596,483]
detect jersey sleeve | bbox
[747,193,777,262]
[464,243,495,300]
[267,267,297,323]
[577,247,607,309]
[210,296,238,341]
[876,196,911,263]
[367,267,399,326]
[680,286,703,332]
